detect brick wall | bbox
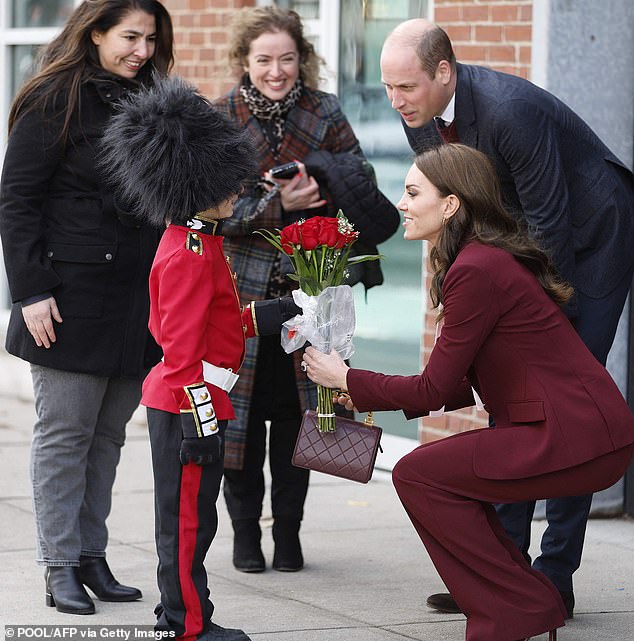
[162,0,255,99]
[435,0,533,78]
[420,0,533,443]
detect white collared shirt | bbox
[437,93,456,127]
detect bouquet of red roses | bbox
[257,211,380,432]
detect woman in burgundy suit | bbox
[303,144,634,641]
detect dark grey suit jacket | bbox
[405,63,634,301]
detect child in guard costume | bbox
[100,76,300,641]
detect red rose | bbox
[285,222,302,243]
[346,229,360,245]
[300,218,319,250]
[280,222,301,255]
[281,243,294,256]
[334,228,357,248]
[318,218,340,247]
[334,232,346,249]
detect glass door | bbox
[338,0,429,466]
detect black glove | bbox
[253,297,302,336]
[179,399,222,466]
[179,434,222,466]
[280,296,302,321]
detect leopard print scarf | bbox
[239,74,303,157]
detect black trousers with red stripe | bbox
[148,408,226,640]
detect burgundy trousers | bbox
[392,429,634,641]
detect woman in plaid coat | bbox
[214,5,395,573]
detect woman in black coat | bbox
[0,0,173,615]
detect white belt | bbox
[202,360,239,393]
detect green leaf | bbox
[254,228,284,253]
[348,254,383,265]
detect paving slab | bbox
[0,393,632,641]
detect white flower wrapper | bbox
[281,285,356,359]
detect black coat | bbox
[303,150,401,290]
[404,63,634,302]
[0,75,162,378]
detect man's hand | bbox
[22,297,63,348]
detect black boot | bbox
[198,622,252,641]
[232,519,265,573]
[77,556,142,602]
[45,566,95,615]
[272,517,303,572]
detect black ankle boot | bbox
[45,566,95,614]
[232,519,265,573]
[272,517,303,572]
[77,556,142,602]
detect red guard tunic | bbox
[142,221,256,418]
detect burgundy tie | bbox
[435,117,459,143]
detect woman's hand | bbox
[267,161,326,212]
[334,392,357,413]
[279,174,326,212]
[22,297,63,348]
[302,346,349,390]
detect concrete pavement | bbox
[1,392,633,641]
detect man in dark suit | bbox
[380,18,634,619]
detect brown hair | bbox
[415,24,456,79]
[227,5,324,89]
[9,0,174,138]
[414,144,573,311]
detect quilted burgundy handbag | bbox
[292,409,383,483]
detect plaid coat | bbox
[214,85,364,469]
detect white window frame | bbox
[0,29,58,148]
[0,1,79,165]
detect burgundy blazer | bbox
[348,242,634,480]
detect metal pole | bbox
[626,281,634,515]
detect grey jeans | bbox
[30,364,142,566]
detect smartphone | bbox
[269,161,300,180]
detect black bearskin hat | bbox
[100,75,257,227]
